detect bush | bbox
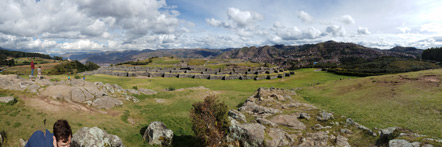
[74,75,81,79]
[190,95,229,146]
[167,87,175,91]
[132,86,138,90]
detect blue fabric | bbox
[31,69,34,76]
[25,129,54,147]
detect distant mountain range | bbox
[1,41,423,67]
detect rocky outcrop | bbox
[71,127,123,147]
[143,121,173,146]
[0,96,16,104]
[389,139,413,147]
[0,75,157,109]
[223,88,440,147]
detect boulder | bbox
[256,118,277,127]
[380,127,399,143]
[92,96,123,109]
[71,87,94,103]
[0,96,16,104]
[228,110,247,122]
[127,89,140,95]
[298,112,311,120]
[264,128,294,147]
[138,88,157,95]
[227,123,265,147]
[299,132,329,146]
[71,127,123,147]
[334,135,351,147]
[316,111,334,121]
[270,115,306,130]
[388,139,413,147]
[143,121,173,146]
[239,101,281,116]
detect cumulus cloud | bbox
[397,26,411,33]
[0,0,184,52]
[325,25,346,36]
[57,39,104,50]
[272,23,321,40]
[227,7,263,27]
[357,26,371,35]
[340,15,355,25]
[297,11,312,22]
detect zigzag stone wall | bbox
[83,66,295,80]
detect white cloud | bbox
[57,39,104,50]
[273,23,321,40]
[227,7,263,27]
[340,15,355,25]
[298,11,312,22]
[325,25,346,36]
[420,23,442,34]
[357,26,371,35]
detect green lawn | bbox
[1,68,441,146]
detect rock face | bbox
[143,121,173,146]
[92,96,123,109]
[0,96,16,104]
[71,127,123,147]
[223,88,440,147]
[227,122,266,147]
[0,75,157,109]
[389,139,413,147]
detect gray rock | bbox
[346,118,355,126]
[71,127,123,147]
[411,142,421,147]
[19,138,27,147]
[227,123,265,147]
[127,89,140,95]
[264,128,294,147]
[239,101,281,116]
[389,139,413,147]
[71,87,94,103]
[256,118,277,127]
[104,83,115,94]
[422,144,434,147]
[270,115,306,130]
[0,96,16,104]
[340,129,353,134]
[380,127,398,143]
[143,121,173,146]
[138,88,157,95]
[299,132,329,146]
[228,110,247,122]
[313,124,332,130]
[335,135,351,147]
[316,111,334,121]
[298,112,310,120]
[92,96,123,109]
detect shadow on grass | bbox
[139,126,201,147]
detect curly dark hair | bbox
[53,119,72,143]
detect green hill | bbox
[299,69,442,138]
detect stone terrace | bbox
[83,66,295,80]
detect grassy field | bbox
[1,68,441,146]
[299,69,442,138]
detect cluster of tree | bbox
[0,48,52,59]
[422,47,442,62]
[0,54,15,67]
[323,57,441,76]
[49,61,100,75]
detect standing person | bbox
[30,60,35,77]
[25,119,72,147]
[37,66,42,79]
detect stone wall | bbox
[83,66,295,81]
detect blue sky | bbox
[0,0,441,54]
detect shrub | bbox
[74,75,81,79]
[190,95,229,146]
[132,86,138,90]
[167,87,175,91]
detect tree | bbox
[85,61,100,71]
[422,47,442,62]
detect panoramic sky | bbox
[1,0,441,54]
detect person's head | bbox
[52,120,72,147]
[39,66,41,68]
